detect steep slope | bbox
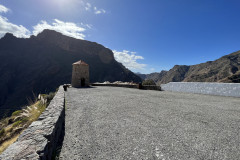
[137,71,167,83]
[157,65,190,84]
[156,51,240,84]
[183,51,240,82]
[139,51,240,85]
[0,30,141,118]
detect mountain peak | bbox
[0,30,141,118]
[2,33,16,40]
[39,29,61,35]
[36,29,63,39]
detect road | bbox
[59,86,240,160]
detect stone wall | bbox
[91,83,139,88]
[142,85,161,91]
[161,82,240,97]
[0,86,65,160]
[91,83,161,91]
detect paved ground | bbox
[59,86,240,160]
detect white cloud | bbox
[0,4,30,38]
[0,4,9,13]
[113,50,147,71]
[94,7,106,15]
[32,19,86,39]
[0,4,90,39]
[85,3,91,11]
[84,2,106,14]
[0,16,87,39]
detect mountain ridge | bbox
[0,29,141,118]
[138,50,240,84]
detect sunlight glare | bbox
[50,0,83,10]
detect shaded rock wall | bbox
[0,86,65,160]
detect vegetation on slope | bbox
[0,91,56,154]
[142,79,156,85]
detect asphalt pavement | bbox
[59,86,240,160]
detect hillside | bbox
[0,30,141,118]
[137,71,167,83]
[139,51,240,85]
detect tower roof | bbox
[72,60,88,66]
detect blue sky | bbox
[1,0,240,73]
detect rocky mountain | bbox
[0,29,141,118]
[139,51,240,85]
[137,71,167,83]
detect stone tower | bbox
[71,60,89,87]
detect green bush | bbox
[37,102,47,113]
[46,92,55,102]
[11,110,22,117]
[12,121,22,128]
[12,117,28,128]
[21,117,29,124]
[0,129,5,137]
[41,92,56,103]
[142,79,156,85]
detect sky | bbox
[1,0,240,74]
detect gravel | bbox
[60,86,240,160]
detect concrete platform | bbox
[60,86,240,160]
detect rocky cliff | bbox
[139,51,240,85]
[137,71,167,83]
[0,30,141,118]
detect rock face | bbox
[0,30,141,118]
[138,51,240,85]
[137,71,168,83]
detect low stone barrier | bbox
[91,83,138,88]
[142,85,161,91]
[161,82,240,97]
[91,83,161,91]
[0,86,65,160]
